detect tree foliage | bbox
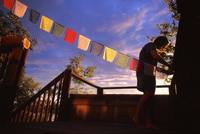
[0,10,37,49]
[0,9,40,108]
[164,0,180,21]
[66,54,96,94]
[14,69,40,110]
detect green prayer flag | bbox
[52,22,65,36]
[114,52,130,68]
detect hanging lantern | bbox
[22,37,30,49]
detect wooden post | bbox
[0,35,29,125]
[57,69,71,121]
[169,76,177,96]
[97,88,103,96]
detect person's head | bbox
[153,36,169,50]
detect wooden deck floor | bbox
[1,121,177,134]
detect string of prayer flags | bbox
[90,41,104,56]
[40,16,54,32]
[130,57,139,71]
[12,0,28,18]
[103,47,117,62]
[114,52,130,68]
[52,22,65,37]
[2,0,153,73]
[77,35,91,51]
[22,37,30,49]
[143,62,156,76]
[64,28,77,44]
[2,0,14,10]
[29,9,40,24]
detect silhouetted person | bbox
[172,0,200,132]
[134,36,172,129]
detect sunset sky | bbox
[1,0,173,94]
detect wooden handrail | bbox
[71,72,170,95]
[71,72,101,89]
[9,68,173,124]
[11,69,66,116]
[9,69,71,124]
[101,85,170,89]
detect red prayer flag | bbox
[2,0,14,10]
[64,28,77,44]
[130,57,139,71]
[130,57,135,70]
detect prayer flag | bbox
[40,16,54,32]
[23,37,30,49]
[77,35,91,51]
[114,52,130,68]
[103,47,117,62]
[90,41,104,56]
[12,0,27,18]
[29,9,40,24]
[64,28,77,44]
[130,57,139,71]
[52,22,65,37]
[2,0,14,10]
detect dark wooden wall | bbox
[67,95,174,128]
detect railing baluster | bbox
[29,102,34,122]
[55,80,62,121]
[30,99,36,122]
[14,112,19,123]
[39,92,46,122]
[21,108,26,123]
[24,105,31,122]
[49,83,57,122]
[34,96,41,122]
[18,109,23,123]
[44,88,51,122]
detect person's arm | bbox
[150,49,171,67]
[156,66,174,75]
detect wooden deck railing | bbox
[9,69,71,124]
[72,72,170,95]
[8,69,172,124]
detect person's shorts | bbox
[136,73,156,92]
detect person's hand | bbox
[156,66,174,75]
[165,68,174,75]
[167,64,174,75]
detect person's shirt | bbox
[137,42,157,75]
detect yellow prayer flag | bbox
[12,0,27,18]
[40,16,54,32]
[23,37,30,49]
[78,35,91,51]
[103,47,117,62]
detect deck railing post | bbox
[97,88,103,96]
[58,69,72,121]
[169,76,177,96]
[0,36,29,125]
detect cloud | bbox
[89,70,137,87]
[111,37,142,58]
[26,55,69,87]
[32,39,58,53]
[149,7,169,22]
[97,7,149,35]
[87,71,143,94]
[123,47,141,58]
